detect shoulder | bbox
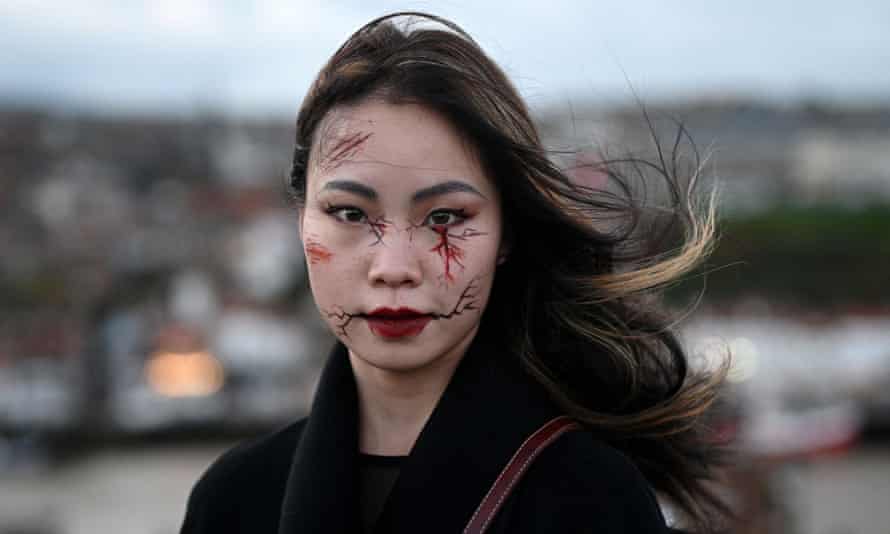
[507,429,669,533]
[191,417,307,491]
[179,418,308,533]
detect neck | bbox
[348,331,477,456]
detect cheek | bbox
[306,256,362,313]
[304,237,334,265]
[301,218,337,267]
[437,221,500,271]
[302,229,364,306]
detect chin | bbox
[347,341,443,374]
[360,352,439,374]
[343,325,477,375]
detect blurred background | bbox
[1,2,889,533]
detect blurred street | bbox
[2,441,889,534]
[784,445,890,534]
[0,441,235,534]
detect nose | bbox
[367,233,423,288]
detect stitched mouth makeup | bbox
[365,307,433,339]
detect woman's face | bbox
[300,100,504,374]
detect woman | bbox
[180,12,729,534]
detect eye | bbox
[424,209,467,227]
[325,205,367,224]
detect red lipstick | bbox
[365,307,432,339]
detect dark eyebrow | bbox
[412,181,486,203]
[321,180,377,200]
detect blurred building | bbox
[2,98,890,442]
[536,98,890,213]
[0,109,329,442]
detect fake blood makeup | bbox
[365,307,432,339]
[430,227,464,282]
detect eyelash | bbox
[322,204,468,227]
[324,204,367,224]
[424,208,468,227]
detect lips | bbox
[365,307,432,339]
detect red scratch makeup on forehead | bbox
[312,109,377,173]
[310,102,489,182]
[318,130,373,172]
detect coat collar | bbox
[278,330,561,534]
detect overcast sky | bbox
[2,1,889,117]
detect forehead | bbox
[309,100,490,192]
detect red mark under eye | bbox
[305,239,333,264]
[430,226,465,282]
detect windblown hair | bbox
[289,12,731,533]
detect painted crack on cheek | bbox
[431,276,482,319]
[324,306,357,337]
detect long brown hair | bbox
[289,12,730,532]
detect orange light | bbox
[145,350,225,397]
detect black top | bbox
[179,331,670,533]
[358,453,406,532]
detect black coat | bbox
[179,331,670,533]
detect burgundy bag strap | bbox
[463,415,582,534]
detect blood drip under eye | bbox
[429,227,488,282]
[431,227,464,281]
